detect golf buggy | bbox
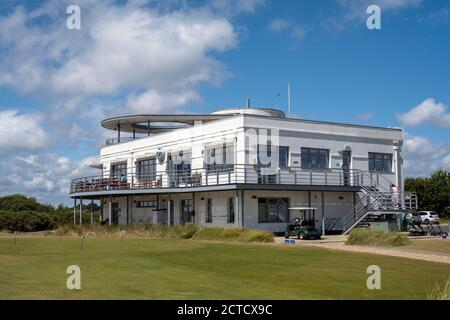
[403,212,427,236]
[284,207,322,240]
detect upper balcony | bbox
[69,164,392,196]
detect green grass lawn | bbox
[405,239,450,254]
[0,237,449,299]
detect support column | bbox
[321,191,325,236]
[241,190,245,228]
[167,195,171,226]
[108,196,112,226]
[192,192,195,224]
[73,198,77,224]
[90,199,93,225]
[126,196,129,225]
[79,198,83,225]
[235,190,240,228]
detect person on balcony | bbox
[391,183,399,209]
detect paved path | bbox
[275,236,450,264]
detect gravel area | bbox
[302,241,450,264]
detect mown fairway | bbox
[0,237,449,299]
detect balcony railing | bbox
[69,164,374,194]
[105,137,136,146]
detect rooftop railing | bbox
[70,164,375,194]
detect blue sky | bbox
[0,0,449,205]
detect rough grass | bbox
[44,224,274,243]
[346,229,411,247]
[427,279,450,300]
[192,227,274,243]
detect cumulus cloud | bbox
[323,0,422,30]
[0,154,98,204]
[403,133,450,177]
[0,0,239,114]
[0,110,49,150]
[268,18,306,43]
[397,98,450,127]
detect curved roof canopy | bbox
[101,114,231,133]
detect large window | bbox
[301,148,329,170]
[136,158,156,182]
[206,198,212,223]
[257,145,289,168]
[205,144,234,173]
[369,153,392,172]
[111,163,127,180]
[168,152,191,185]
[228,197,235,223]
[258,197,289,223]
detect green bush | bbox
[346,228,411,247]
[0,210,56,232]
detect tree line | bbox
[405,169,450,218]
[0,194,100,232]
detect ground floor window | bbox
[228,197,235,223]
[206,198,212,223]
[136,200,157,208]
[258,197,289,223]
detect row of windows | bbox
[110,150,394,178]
[136,201,157,208]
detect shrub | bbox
[346,228,411,247]
[0,210,56,232]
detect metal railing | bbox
[105,137,136,146]
[342,191,418,234]
[70,165,366,194]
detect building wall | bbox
[101,190,357,233]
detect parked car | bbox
[417,211,440,225]
[408,212,423,225]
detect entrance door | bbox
[180,199,193,224]
[342,150,351,186]
[111,202,120,225]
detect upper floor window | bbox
[204,144,234,173]
[301,148,329,170]
[167,152,191,185]
[111,163,127,180]
[257,145,289,168]
[369,153,392,173]
[136,158,156,182]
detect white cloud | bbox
[397,98,450,127]
[126,89,201,114]
[0,0,239,115]
[0,110,49,150]
[324,0,422,30]
[268,18,306,43]
[0,154,98,204]
[403,133,450,177]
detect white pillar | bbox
[73,198,77,224]
[167,197,171,226]
[108,198,112,226]
[235,191,240,228]
[79,199,83,225]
